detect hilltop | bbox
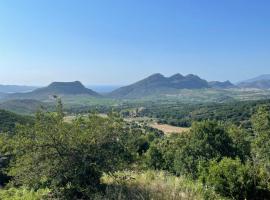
[5,81,100,101]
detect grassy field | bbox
[150,123,189,134]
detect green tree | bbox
[174,121,235,178]
[227,124,251,161]
[199,158,254,200]
[0,101,134,199]
[251,105,270,190]
[145,133,188,172]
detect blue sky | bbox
[0,0,270,86]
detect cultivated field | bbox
[150,123,189,134]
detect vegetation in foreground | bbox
[0,99,270,199]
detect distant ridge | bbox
[108,73,211,98]
[209,81,236,89]
[0,85,37,93]
[6,81,100,100]
[239,74,270,83]
[237,74,270,89]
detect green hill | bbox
[0,109,33,132]
[6,81,100,101]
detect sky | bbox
[0,0,270,86]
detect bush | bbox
[0,187,49,200]
[145,133,187,172]
[199,158,254,200]
[174,121,235,178]
[251,105,270,190]
[0,101,135,199]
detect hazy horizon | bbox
[1,0,270,85]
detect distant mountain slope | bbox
[0,85,37,93]
[209,81,236,89]
[6,81,100,100]
[237,74,270,89]
[239,74,270,83]
[108,73,210,98]
[238,80,270,89]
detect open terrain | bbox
[1,74,270,200]
[149,123,189,134]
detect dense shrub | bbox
[174,121,235,178]
[0,101,136,199]
[199,158,254,200]
[251,105,270,191]
[145,133,187,172]
[0,187,49,200]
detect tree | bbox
[0,101,134,199]
[145,133,188,172]
[227,124,251,161]
[174,121,235,178]
[199,158,254,200]
[251,105,270,191]
[145,144,164,170]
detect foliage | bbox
[0,187,49,200]
[174,121,235,178]
[0,109,33,133]
[227,124,251,161]
[199,158,254,200]
[251,105,270,191]
[1,99,270,199]
[145,133,187,172]
[0,100,135,199]
[251,105,270,162]
[137,99,270,128]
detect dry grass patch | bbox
[95,171,226,200]
[150,123,189,134]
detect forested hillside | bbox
[136,99,270,128]
[0,109,33,132]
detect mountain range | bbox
[108,73,235,98]
[1,73,270,101]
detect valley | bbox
[0,73,270,116]
[1,73,270,200]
